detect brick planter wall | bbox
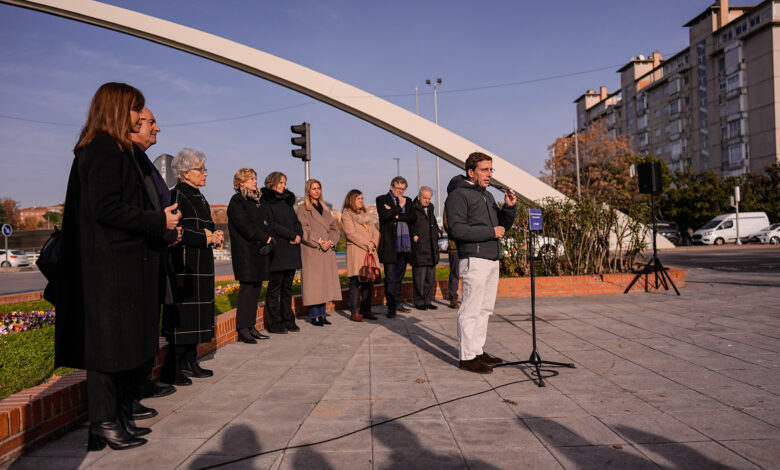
[0,268,684,464]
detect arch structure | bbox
[1,0,672,248]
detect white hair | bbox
[172,148,207,180]
[419,186,433,197]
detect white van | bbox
[693,212,770,245]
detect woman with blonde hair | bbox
[57,82,181,451]
[296,179,342,326]
[228,168,274,343]
[341,189,380,321]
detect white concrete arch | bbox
[1,0,673,248]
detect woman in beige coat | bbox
[341,189,381,322]
[296,179,343,326]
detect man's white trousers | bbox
[457,257,499,361]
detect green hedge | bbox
[0,325,75,399]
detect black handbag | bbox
[258,237,276,255]
[37,226,62,304]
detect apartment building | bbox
[575,0,780,176]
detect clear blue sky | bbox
[0,0,727,210]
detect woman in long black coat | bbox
[260,171,302,334]
[56,82,181,451]
[227,168,273,344]
[162,148,224,386]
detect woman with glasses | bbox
[162,149,223,386]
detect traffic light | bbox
[291,122,310,162]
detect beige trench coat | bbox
[296,203,343,306]
[342,210,381,278]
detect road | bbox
[1,246,777,296]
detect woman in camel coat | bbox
[341,189,381,321]
[296,179,343,326]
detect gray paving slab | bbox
[6,266,780,470]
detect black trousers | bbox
[161,342,197,382]
[132,357,155,400]
[412,265,435,307]
[87,368,138,422]
[383,252,408,314]
[348,275,373,313]
[237,281,263,330]
[265,269,297,330]
[448,251,460,301]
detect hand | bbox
[384,204,391,210]
[266,236,272,244]
[367,241,375,251]
[212,230,224,246]
[413,235,419,243]
[290,235,301,245]
[504,188,517,207]
[494,226,506,238]
[164,203,181,229]
[169,227,182,247]
[319,239,331,250]
[398,197,406,208]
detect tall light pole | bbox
[574,120,581,200]
[415,86,421,192]
[393,157,400,176]
[426,77,442,218]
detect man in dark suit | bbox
[376,176,416,318]
[130,108,179,405]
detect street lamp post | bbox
[426,77,442,219]
[393,157,400,177]
[415,86,421,192]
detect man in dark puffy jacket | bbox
[444,152,516,374]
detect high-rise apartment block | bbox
[575,0,780,176]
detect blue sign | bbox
[1,224,11,237]
[529,209,542,231]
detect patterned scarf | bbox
[389,191,411,253]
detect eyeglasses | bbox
[189,167,207,173]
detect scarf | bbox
[389,191,411,253]
[238,186,259,202]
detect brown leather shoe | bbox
[449,299,459,309]
[351,312,364,322]
[476,352,504,365]
[459,357,493,374]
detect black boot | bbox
[120,401,152,437]
[87,421,147,451]
[181,348,214,378]
[238,328,257,344]
[130,399,158,420]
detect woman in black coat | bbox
[162,148,224,386]
[227,168,273,344]
[260,171,302,334]
[57,82,181,451]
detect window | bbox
[655,128,662,137]
[735,22,747,35]
[750,15,761,27]
[729,119,741,137]
[637,114,648,130]
[671,141,682,160]
[638,133,648,147]
[722,126,728,140]
[721,30,733,44]
[670,99,680,115]
[719,80,727,92]
[728,144,743,163]
[727,74,740,92]
[654,110,661,118]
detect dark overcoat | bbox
[410,198,441,267]
[165,182,215,345]
[55,135,167,372]
[227,192,272,282]
[376,192,416,264]
[259,187,302,272]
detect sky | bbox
[0,0,731,212]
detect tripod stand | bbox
[495,230,575,387]
[624,190,680,295]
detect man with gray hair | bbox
[410,186,440,310]
[376,176,416,318]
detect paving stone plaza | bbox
[6,266,780,469]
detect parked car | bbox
[692,212,770,245]
[656,221,681,246]
[748,223,780,245]
[0,250,30,267]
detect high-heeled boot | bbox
[87,420,147,451]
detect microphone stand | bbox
[494,230,575,387]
